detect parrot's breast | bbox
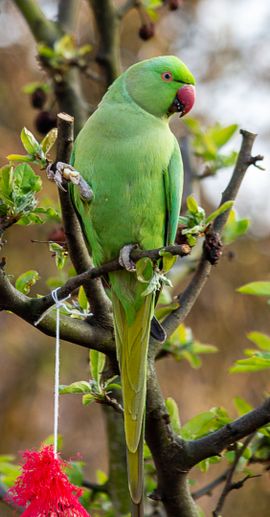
[73,101,175,266]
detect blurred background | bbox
[0,0,269,515]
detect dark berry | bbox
[169,0,180,10]
[47,226,66,245]
[138,23,155,41]
[31,88,47,109]
[35,111,57,135]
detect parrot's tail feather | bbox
[127,429,144,505]
[131,491,144,517]
[110,272,154,505]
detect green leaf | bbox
[41,128,58,155]
[0,164,13,200]
[180,407,231,440]
[247,332,270,351]
[165,397,181,434]
[22,82,51,94]
[90,349,106,384]
[15,270,40,294]
[183,117,201,134]
[59,381,91,394]
[135,257,153,283]
[96,469,108,485]
[233,397,253,416]
[205,200,234,225]
[208,124,238,149]
[237,281,270,297]
[49,242,67,270]
[192,341,218,354]
[54,34,76,59]
[14,163,42,193]
[78,286,89,311]
[159,250,177,272]
[223,209,249,244]
[197,455,221,473]
[78,44,92,56]
[0,455,15,463]
[186,195,199,214]
[21,127,40,155]
[42,434,63,450]
[37,43,56,59]
[230,357,270,373]
[67,461,85,486]
[82,394,95,406]
[7,154,33,163]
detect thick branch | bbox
[187,398,270,467]
[89,0,121,86]
[0,267,114,354]
[13,0,60,45]
[161,129,260,340]
[57,0,80,31]
[146,361,198,517]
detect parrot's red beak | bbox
[169,84,196,117]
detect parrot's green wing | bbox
[164,138,183,245]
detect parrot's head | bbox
[125,55,195,119]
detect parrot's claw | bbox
[46,162,94,202]
[119,244,137,272]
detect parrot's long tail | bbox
[110,274,154,507]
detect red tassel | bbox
[7,445,91,516]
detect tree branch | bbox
[146,361,198,517]
[89,0,121,87]
[13,0,88,134]
[29,243,190,320]
[161,130,261,341]
[191,471,228,500]
[12,0,60,45]
[0,481,23,514]
[116,0,137,19]
[0,267,114,354]
[57,0,80,31]
[213,434,255,517]
[187,398,270,467]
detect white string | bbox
[34,288,71,457]
[51,289,61,456]
[34,288,91,457]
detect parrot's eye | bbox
[161,71,173,82]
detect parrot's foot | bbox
[119,244,137,272]
[46,162,93,201]
[150,315,167,343]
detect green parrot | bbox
[70,55,195,510]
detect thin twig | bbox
[116,0,137,18]
[89,0,121,87]
[82,480,109,493]
[0,481,24,513]
[33,243,191,318]
[213,434,255,516]
[160,130,263,343]
[192,470,228,500]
